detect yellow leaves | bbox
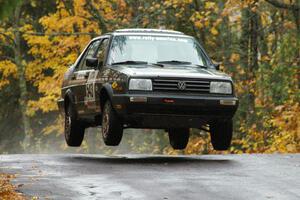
[25,35,52,57]
[284,21,296,29]
[204,2,216,10]
[260,55,270,62]
[251,6,257,13]
[0,60,17,88]
[0,60,17,78]
[230,53,240,62]
[23,1,110,116]
[189,3,220,37]
[30,0,37,7]
[229,14,241,23]
[210,27,219,35]
[20,24,33,32]
[250,102,300,154]
[204,20,210,27]
[104,5,112,13]
[286,144,297,152]
[274,105,285,112]
[223,0,242,17]
[0,173,25,200]
[163,0,172,7]
[27,94,59,116]
[194,21,203,29]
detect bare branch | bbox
[0,56,16,63]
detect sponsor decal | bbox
[112,81,118,89]
[128,36,189,43]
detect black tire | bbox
[102,100,123,146]
[168,128,190,150]
[64,104,85,147]
[210,119,233,150]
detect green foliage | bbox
[0,0,21,19]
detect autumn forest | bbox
[0,0,299,154]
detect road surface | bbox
[0,154,299,200]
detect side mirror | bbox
[213,63,220,70]
[86,57,98,69]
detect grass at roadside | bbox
[0,173,25,200]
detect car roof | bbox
[114,28,184,35]
[92,28,192,41]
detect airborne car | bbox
[58,29,238,150]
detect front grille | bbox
[152,78,210,94]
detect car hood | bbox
[112,64,232,80]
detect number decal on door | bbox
[84,71,97,109]
[86,83,94,99]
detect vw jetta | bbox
[58,28,238,150]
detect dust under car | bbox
[57,29,238,150]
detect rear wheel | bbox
[64,104,85,147]
[102,100,123,146]
[168,128,190,150]
[210,119,233,150]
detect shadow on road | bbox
[66,155,236,166]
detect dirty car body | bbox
[58,29,238,150]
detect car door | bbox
[70,40,102,115]
[85,37,110,114]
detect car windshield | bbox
[107,35,211,67]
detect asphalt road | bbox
[0,154,299,200]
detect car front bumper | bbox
[111,93,238,128]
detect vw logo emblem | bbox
[177,81,186,90]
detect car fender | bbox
[64,89,76,107]
[99,83,115,110]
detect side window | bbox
[95,38,109,66]
[78,40,101,70]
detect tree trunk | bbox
[240,7,250,124]
[240,2,259,128]
[13,2,32,148]
[248,6,259,122]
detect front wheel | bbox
[102,101,123,146]
[64,104,85,147]
[210,119,233,150]
[168,128,190,150]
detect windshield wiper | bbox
[112,61,165,67]
[111,60,148,65]
[157,60,192,65]
[149,63,164,67]
[194,64,208,69]
[156,60,207,68]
